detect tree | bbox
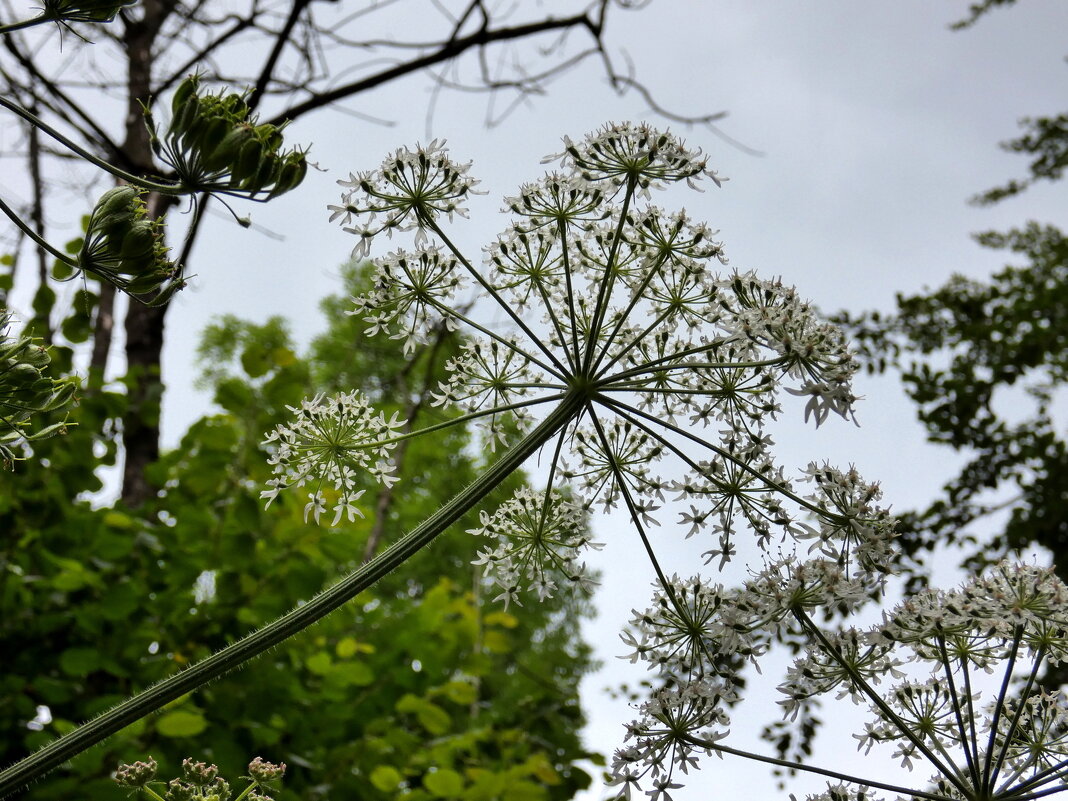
[0,0,727,507]
[837,0,1068,596]
[0,260,598,800]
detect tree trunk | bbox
[119,0,174,507]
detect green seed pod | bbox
[93,186,139,219]
[126,269,170,295]
[5,362,42,385]
[254,123,283,152]
[178,105,214,152]
[119,220,157,261]
[169,91,203,139]
[171,76,199,118]
[268,156,307,198]
[203,125,252,174]
[241,154,278,193]
[232,138,264,185]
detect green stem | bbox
[604,352,787,385]
[0,97,180,194]
[596,394,842,522]
[424,217,570,377]
[677,732,955,801]
[557,219,583,369]
[375,391,566,449]
[935,634,980,788]
[0,14,50,34]
[793,608,972,798]
[589,250,672,377]
[981,630,1022,795]
[0,194,76,267]
[417,291,565,380]
[992,642,1048,794]
[0,392,584,798]
[582,178,635,375]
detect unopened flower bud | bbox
[248,757,286,784]
[114,757,157,787]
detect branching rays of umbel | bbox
[257,122,1068,801]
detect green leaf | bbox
[305,651,332,675]
[334,660,374,687]
[155,710,208,737]
[370,765,402,792]
[441,681,477,705]
[417,703,451,735]
[396,693,452,735]
[59,648,101,677]
[98,582,139,621]
[214,377,253,413]
[423,768,463,797]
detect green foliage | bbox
[0,263,596,800]
[840,227,1068,583]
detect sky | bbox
[5,1,1068,799]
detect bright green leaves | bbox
[423,767,464,797]
[147,75,308,201]
[0,263,595,800]
[155,710,209,738]
[0,309,77,467]
[370,765,402,792]
[77,186,182,303]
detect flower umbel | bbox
[331,139,481,259]
[470,488,602,604]
[261,391,404,524]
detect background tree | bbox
[0,261,598,800]
[839,0,1067,603]
[0,0,725,506]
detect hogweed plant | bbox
[113,756,287,801]
[1,123,1065,801]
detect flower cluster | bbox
[330,139,481,260]
[0,310,77,467]
[114,757,286,801]
[349,246,466,354]
[616,561,1068,801]
[261,391,404,525]
[469,488,601,605]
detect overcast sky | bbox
[7,1,1067,798]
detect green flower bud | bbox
[119,220,157,261]
[247,757,286,784]
[171,75,199,117]
[114,757,158,788]
[180,759,219,786]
